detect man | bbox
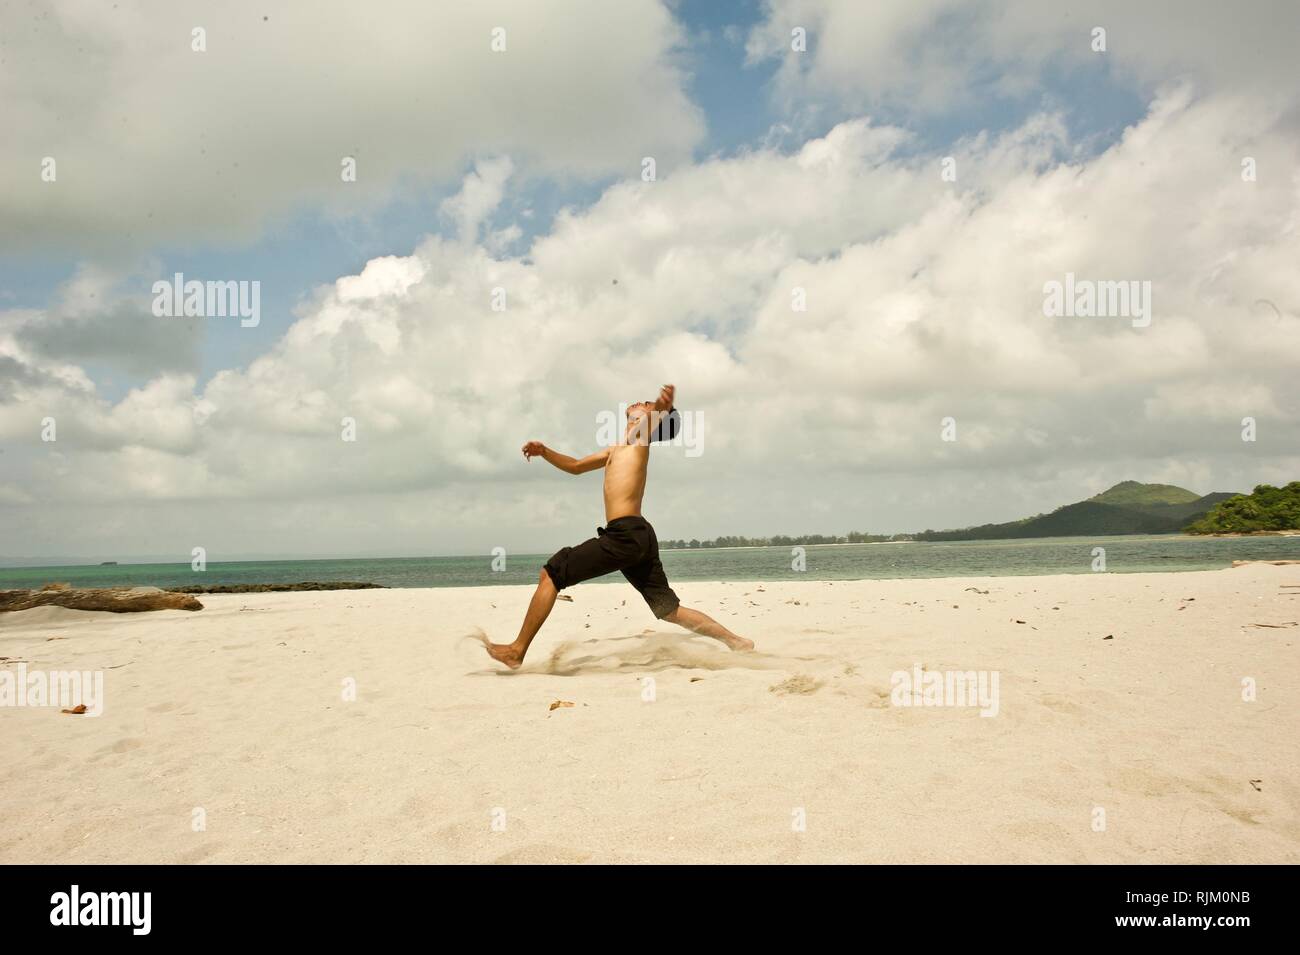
[483,384,753,669]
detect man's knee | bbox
[539,567,557,591]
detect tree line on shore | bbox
[659,483,1299,548]
[660,532,907,549]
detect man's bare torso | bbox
[603,443,649,521]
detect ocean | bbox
[1,534,1297,591]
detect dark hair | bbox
[652,407,680,442]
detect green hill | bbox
[916,482,1237,541]
[1185,482,1300,534]
[1087,480,1200,507]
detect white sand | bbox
[2,565,1297,864]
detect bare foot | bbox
[485,642,524,669]
[722,634,755,652]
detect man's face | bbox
[626,401,653,441]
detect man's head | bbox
[625,400,654,445]
[624,398,679,446]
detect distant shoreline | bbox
[663,529,1300,550]
[1197,529,1300,538]
[3,533,1298,598]
[5,530,1300,570]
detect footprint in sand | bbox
[492,844,593,864]
[89,737,145,761]
[834,682,892,708]
[174,842,222,863]
[769,674,823,695]
[1108,767,1268,825]
[1037,693,1085,716]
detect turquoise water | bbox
[1,535,1297,590]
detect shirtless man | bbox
[483,384,753,669]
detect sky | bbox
[1,0,1298,563]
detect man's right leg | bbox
[662,605,754,652]
[485,568,557,670]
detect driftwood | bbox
[0,588,203,613]
[166,581,385,594]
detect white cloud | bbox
[1,0,704,254]
[440,157,515,244]
[747,0,1300,115]
[2,86,1298,557]
[0,263,202,380]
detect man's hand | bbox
[652,384,675,412]
[521,440,545,461]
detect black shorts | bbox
[543,516,680,619]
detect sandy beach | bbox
[2,565,1296,864]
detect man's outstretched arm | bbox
[521,441,609,475]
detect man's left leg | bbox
[623,535,754,652]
